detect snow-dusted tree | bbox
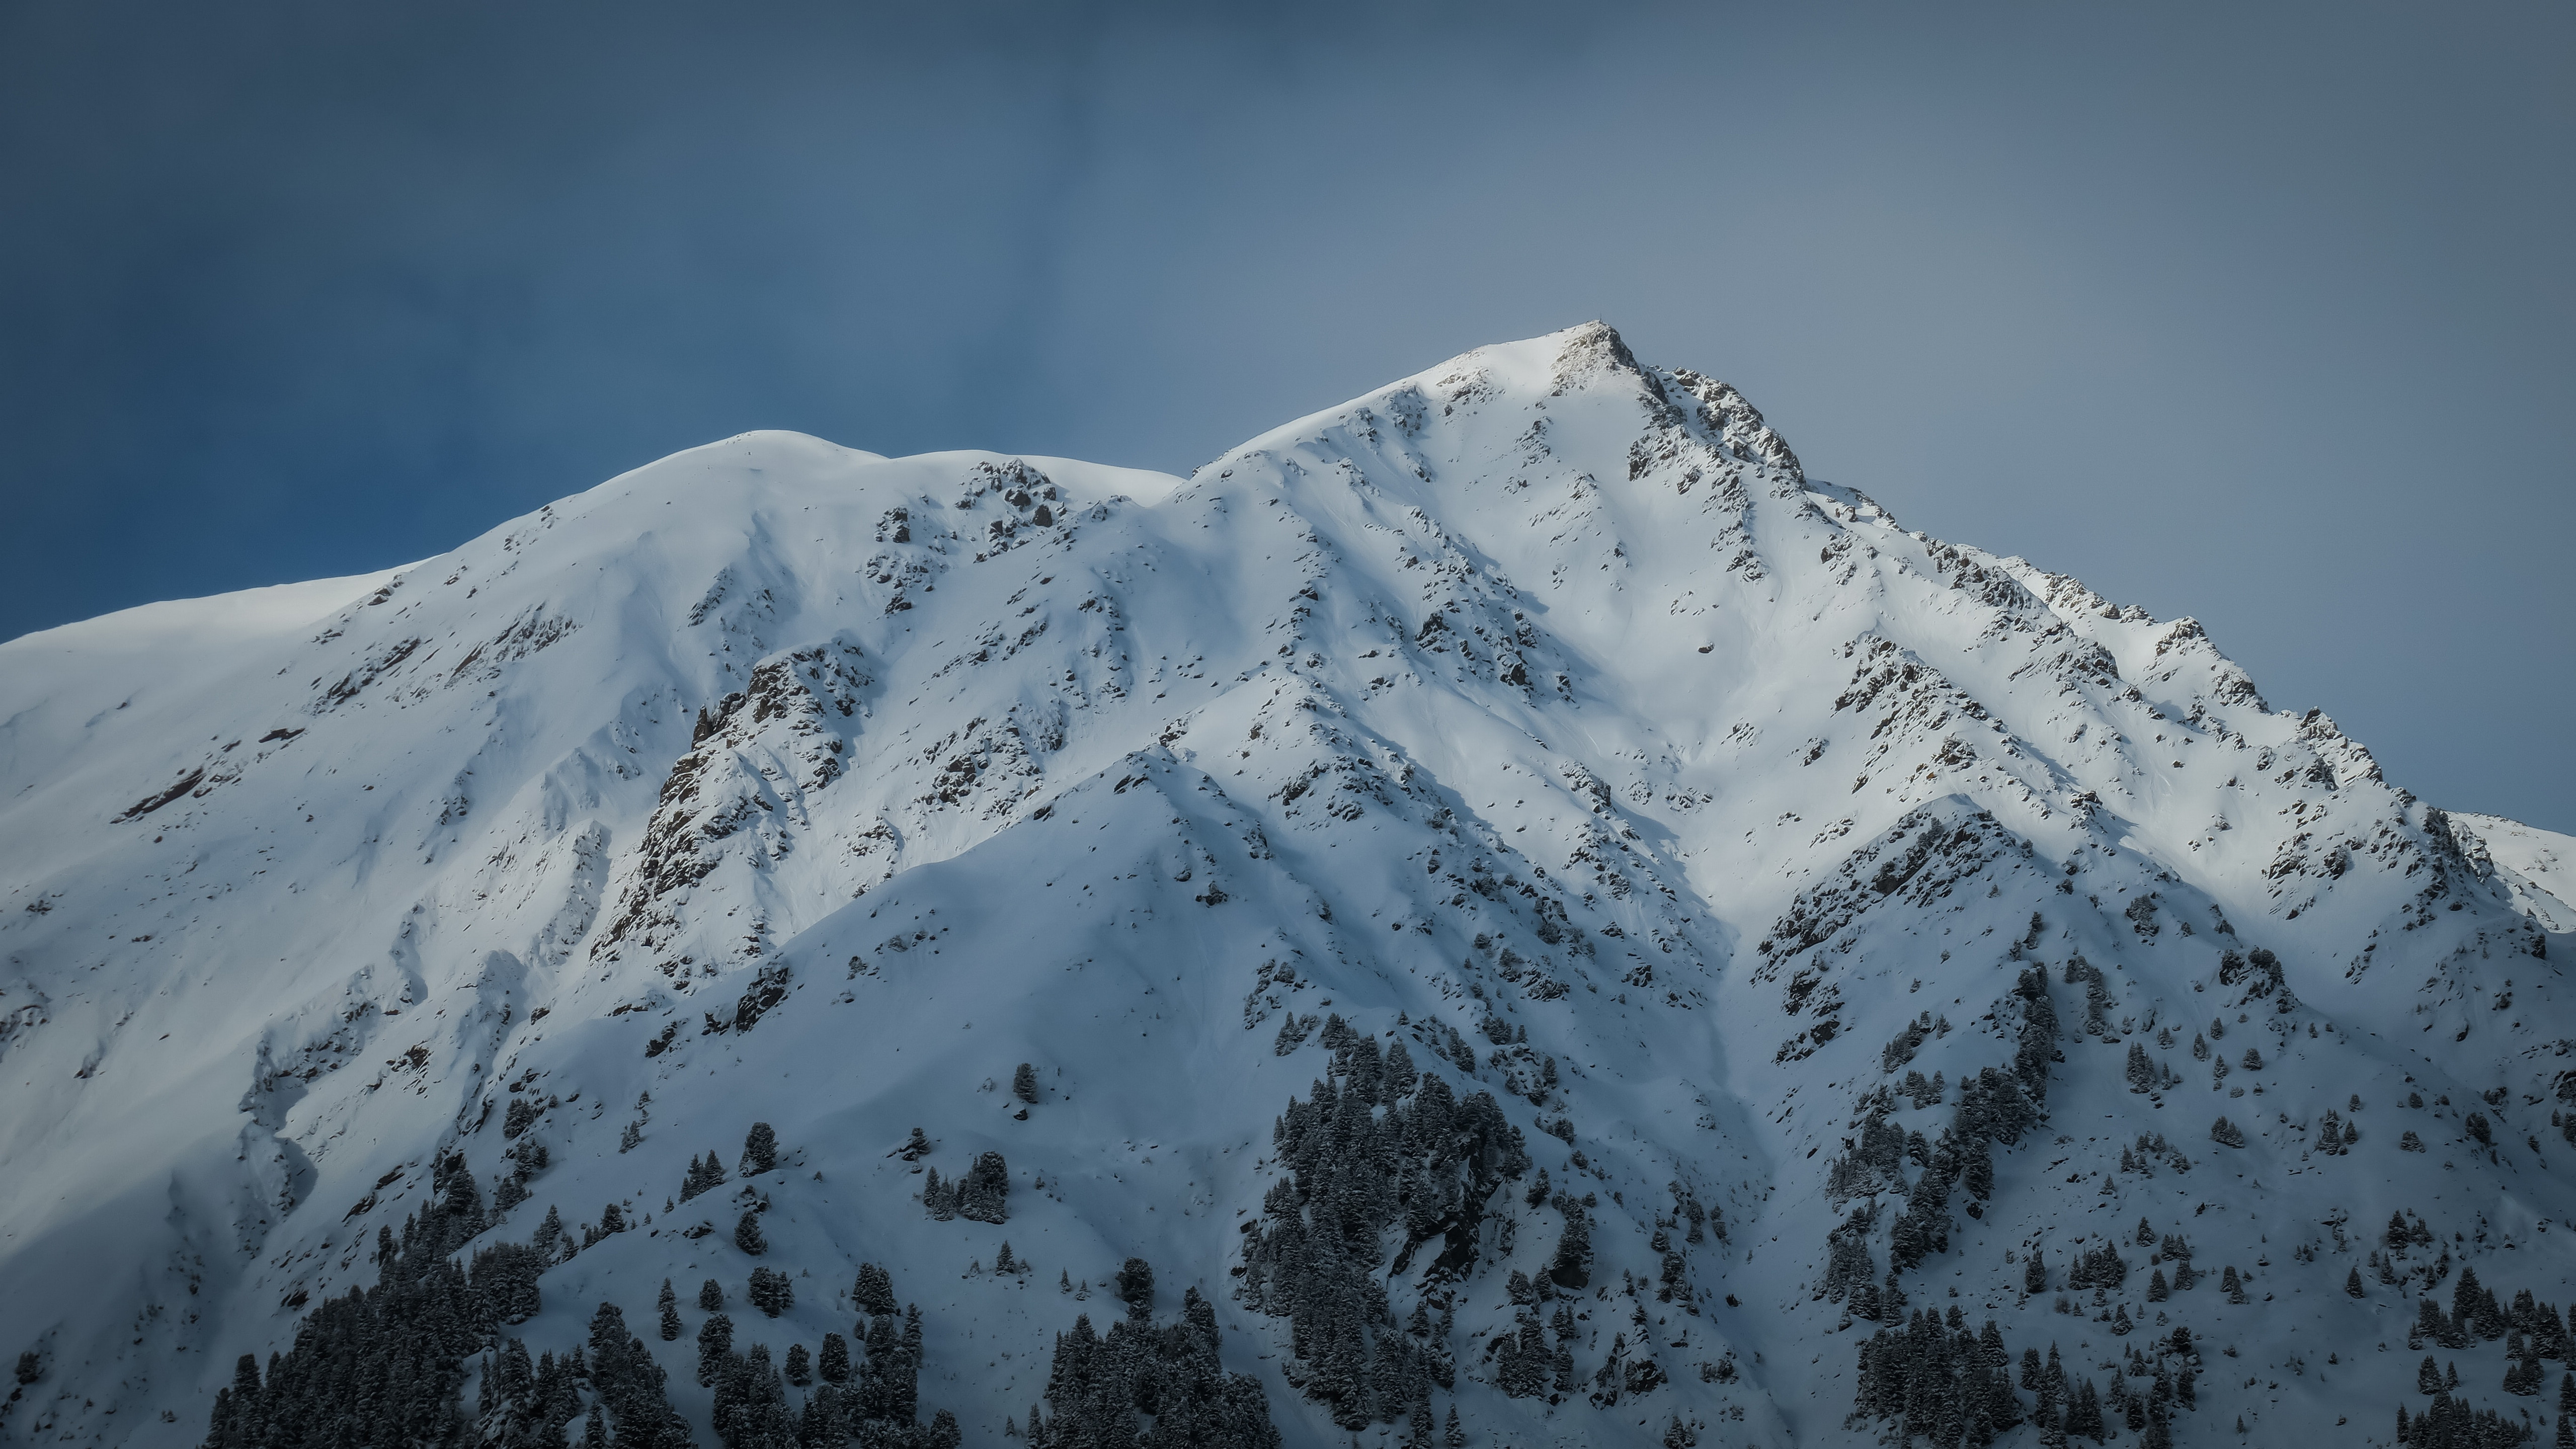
[2124,1042,2155,1093]
[2063,1380,2104,1440]
[956,1151,1010,1224]
[681,1151,726,1201]
[853,1262,897,1318]
[696,1312,733,1386]
[740,1121,778,1176]
[1114,1256,1154,1316]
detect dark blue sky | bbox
[4,2,2569,830]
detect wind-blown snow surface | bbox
[2,324,2569,1447]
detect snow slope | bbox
[1,326,2568,1448]
[2456,816,2576,936]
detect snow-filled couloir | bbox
[1,323,2568,1449]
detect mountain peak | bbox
[0,331,2563,1449]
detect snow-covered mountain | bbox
[3,323,2568,1449]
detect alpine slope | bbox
[2,323,2569,1449]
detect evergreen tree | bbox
[1116,1257,1155,1316]
[711,1341,793,1449]
[2012,968,2057,1099]
[956,1152,1012,1224]
[2065,1380,2105,1442]
[1961,1136,1994,1200]
[740,1122,778,1177]
[1238,1029,1531,1427]
[854,1263,897,1318]
[748,1266,794,1317]
[820,1332,850,1385]
[1548,1203,1593,1290]
[2125,1042,2155,1092]
[196,1177,583,1449]
[802,1387,848,1448]
[536,1203,568,1259]
[2025,1250,2047,1295]
[660,1278,684,1340]
[1498,1316,1546,1399]
[1034,1279,1280,1449]
[1014,1063,1041,1104]
[898,1306,925,1421]
[698,1314,734,1387]
[682,1151,728,1202]
[734,1210,767,1256]
[700,1277,724,1312]
[2506,1337,2545,1396]
[585,1302,690,1449]
[2068,1243,2129,1292]
[2142,1398,2171,1449]
[1978,1320,2020,1430]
